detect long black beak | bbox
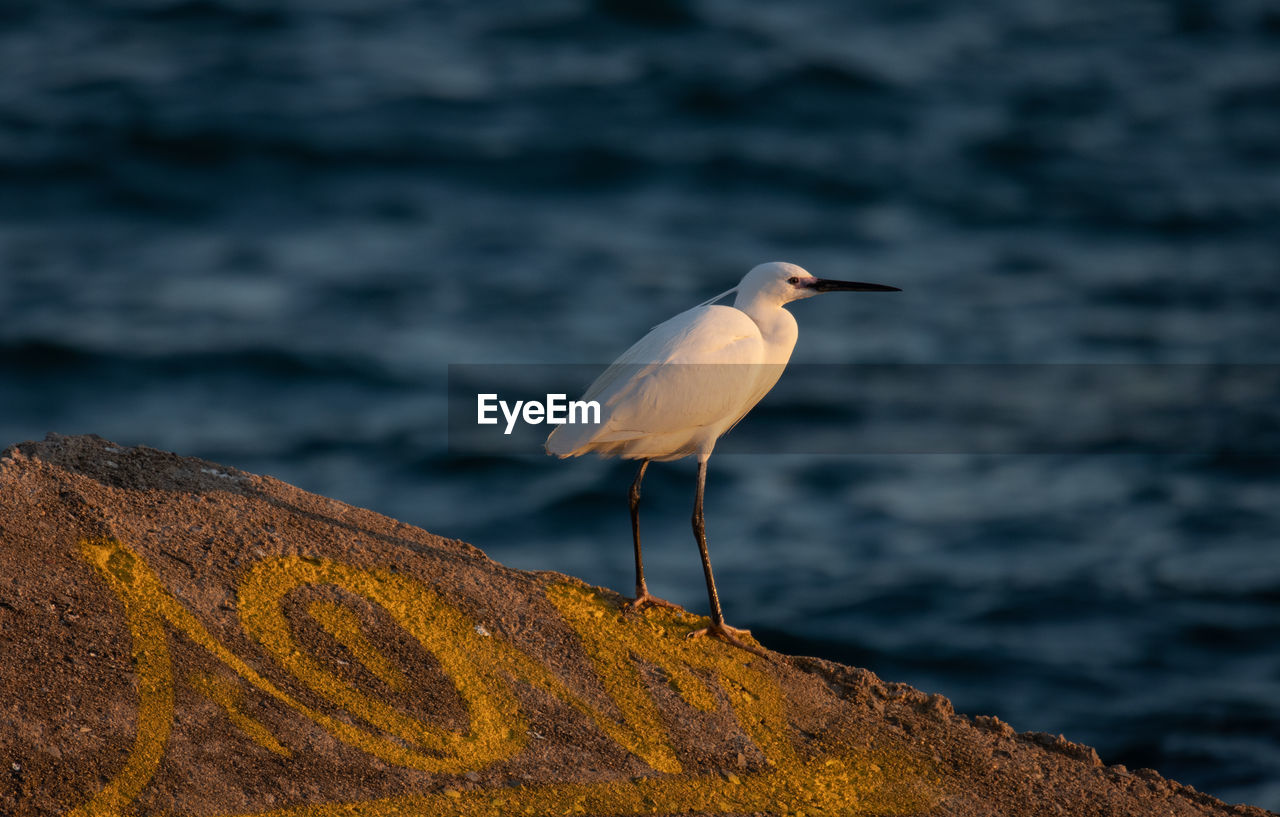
[808,278,901,292]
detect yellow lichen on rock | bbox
[66,536,935,816]
[306,599,409,691]
[189,672,292,757]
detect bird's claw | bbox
[623,592,681,613]
[687,622,767,656]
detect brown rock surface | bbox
[0,433,1272,817]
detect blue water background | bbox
[2,0,1279,807]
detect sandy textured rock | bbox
[0,434,1272,817]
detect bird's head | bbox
[736,261,900,307]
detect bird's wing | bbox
[547,306,765,456]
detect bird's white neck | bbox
[733,294,799,365]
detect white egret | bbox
[546,261,900,650]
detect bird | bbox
[545,261,900,650]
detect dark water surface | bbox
[3,0,1279,807]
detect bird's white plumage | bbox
[546,262,817,462]
[546,304,779,460]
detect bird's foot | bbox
[687,622,767,656]
[623,592,681,613]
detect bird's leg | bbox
[686,457,762,654]
[629,458,649,594]
[623,459,677,613]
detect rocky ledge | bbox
[0,434,1272,817]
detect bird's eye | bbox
[787,277,800,285]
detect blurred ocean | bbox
[2,0,1279,807]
